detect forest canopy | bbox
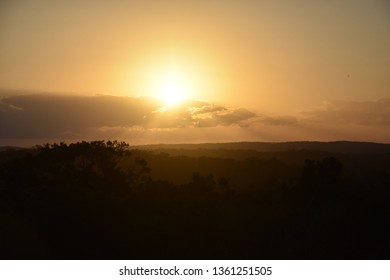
[0,141,389,259]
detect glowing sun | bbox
[131,59,212,107]
[148,64,193,107]
[126,50,215,108]
[159,69,186,106]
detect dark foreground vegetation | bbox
[1,141,389,259]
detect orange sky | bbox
[1,0,389,145]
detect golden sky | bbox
[1,0,390,145]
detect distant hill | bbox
[3,141,390,155]
[135,141,390,155]
[0,146,24,152]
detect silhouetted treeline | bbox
[0,141,389,259]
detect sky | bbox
[1,0,390,146]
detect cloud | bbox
[216,108,256,125]
[257,115,298,126]
[0,93,259,138]
[191,104,227,115]
[190,107,257,128]
[2,93,390,145]
[0,94,162,138]
[0,97,23,112]
[302,99,390,125]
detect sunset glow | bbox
[0,0,389,145]
[153,66,188,106]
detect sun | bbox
[123,46,226,107]
[147,64,192,107]
[129,57,214,107]
[160,69,186,106]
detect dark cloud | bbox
[0,94,162,138]
[0,98,22,112]
[0,93,258,138]
[302,99,390,125]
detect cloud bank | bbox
[0,93,259,138]
[1,92,389,145]
[302,99,390,125]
